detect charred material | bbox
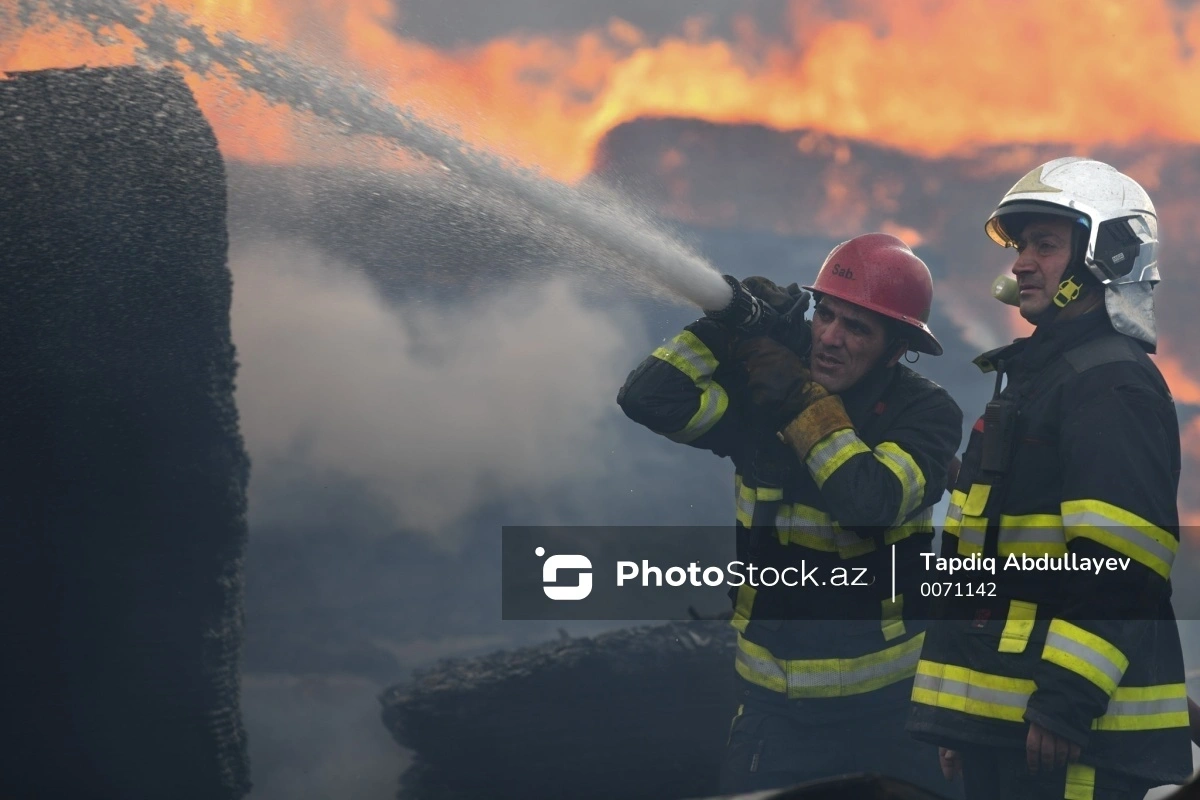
[380,621,737,800]
[0,66,250,798]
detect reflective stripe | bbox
[1064,764,1095,800]
[652,332,729,443]
[730,584,756,634]
[874,442,927,525]
[910,660,1033,723]
[665,383,728,443]
[807,429,869,487]
[914,660,1186,733]
[886,507,934,545]
[734,476,754,528]
[998,600,1037,654]
[997,514,1067,557]
[774,503,874,558]
[1093,684,1190,731]
[736,633,924,698]
[734,479,933,556]
[1043,619,1128,695]
[944,490,966,530]
[1062,499,1177,579]
[963,483,991,516]
[956,518,987,556]
[881,594,906,642]
[650,331,717,380]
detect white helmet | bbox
[984,157,1160,347]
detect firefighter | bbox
[618,233,964,794]
[907,158,1194,799]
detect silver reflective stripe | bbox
[999,527,1063,545]
[959,525,986,550]
[668,384,724,442]
[912,672,1030,711]
[787,644,921,692]
[1103,697,1188,717]
[1062,511,1176,569]
[655,336,711,378]
[735,646,783,683]
[808,429,861,475]
[1044,631,1126,689]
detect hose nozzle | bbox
[704,274,779,335]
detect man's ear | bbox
[886,341,908,368]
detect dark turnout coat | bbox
[619,318,962,701]
[907,310,1193,784]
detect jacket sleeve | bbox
[616,318,747,458]
[797,385,964,529]
[1023,365,1181,746]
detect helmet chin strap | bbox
[1036,222,1092,325]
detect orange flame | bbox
[6,0,1200,180]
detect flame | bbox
[5,0,1200,181]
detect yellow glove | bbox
[777,386,854,459]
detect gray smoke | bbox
[231,237,648,538]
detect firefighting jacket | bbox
[907,310,1193,784]
[618,318,963,700]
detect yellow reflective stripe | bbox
[956,517,987,556]
[963,483,991,516]
[944,489,966,534]
[665,384,729,443]
[1062,499,1177,580]
[874,442,927,525]
[886,507,934,545]
[735,633,924,698]
[1043,619,1128,695]
[734,475,754,528]
[997,514,1067,557]
[807,429,870,487]
[1064,764,1095,800]
[756,486,783,502]
[1092,684,1190,731]
[881,594,906,642]
[914,661,1186,733]
[650,331,717,381]
[998,600,1037,654]
[652,332,730,443]
[774,503,876,557]
[911,660,1034,723]
[730,584,756,634]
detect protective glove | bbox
[741,276,796,314]
[735,336,821,427]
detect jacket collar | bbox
[973,307,1114,375]
[841,362,897,426]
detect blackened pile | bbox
[0,66,251,799]
[380,621,737,800]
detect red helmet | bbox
[802,233,942,356]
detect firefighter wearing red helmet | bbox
[618,232,964,795]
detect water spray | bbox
[14,0,737,314]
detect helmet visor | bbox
[985,201,1090,247]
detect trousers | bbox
[958,747,1158,800]
[718,680,962,798]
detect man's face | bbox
[1010,216,1075,322]
[809,295,898,393]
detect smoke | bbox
[230,237,643,540]
[393,0,793,46]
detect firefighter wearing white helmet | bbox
[908,157,1191,799]
[984,156,1161,347]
